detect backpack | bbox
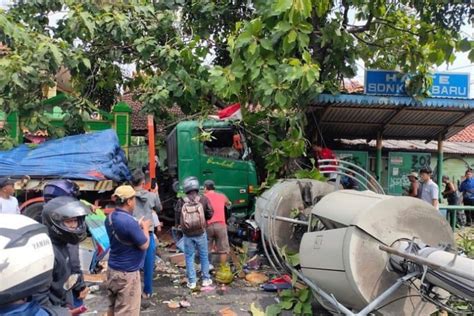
[180,195,206,235]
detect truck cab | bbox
[164,120,258,218]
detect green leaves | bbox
[287,30,297,43]
[315,0,330,17]
[273,0,292,13]
[265,287,313,316]
[457,38,472,52]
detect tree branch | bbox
[342,0,349,27]
[346,13,373,33]
[373,18,419,36]
[351,33,386,48]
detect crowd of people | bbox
[0,174,231,316]
[404,167,474,227]
[0,161,472,315]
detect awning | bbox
[311,94,474,141]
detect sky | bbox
[1,1,473,97]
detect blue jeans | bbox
[143,232,156,295]
[183,232,211,284]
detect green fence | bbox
[440,205,474,231]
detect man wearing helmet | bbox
[43,180,89,310]
[34,196,90,310]
[174,176,214,290]
[105,185,151,316]
[0,214,69,315]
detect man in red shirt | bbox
[204,180,231,265]
[312,144,337,180]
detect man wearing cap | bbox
[204,180,231,267]
[404,172,419,197]
[105,185,151,316]
[417,167,439,209]
[0,177,19,214]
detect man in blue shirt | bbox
[459,169,474,226]
[105,185,151,316]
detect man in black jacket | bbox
[175,176,213,289]
[35,196,90,310]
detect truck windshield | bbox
[204,128,244,160]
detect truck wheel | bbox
[23,202,44,223]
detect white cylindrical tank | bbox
[300,190,455,315]
[255,179,336,253]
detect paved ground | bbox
[84,262,282,315]
[82,228,287,316]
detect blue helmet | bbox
[43,180,80,202]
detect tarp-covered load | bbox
[0,129,130,182]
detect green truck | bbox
[160,120,259,219]
[1,96,259,221]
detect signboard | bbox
[335,150,369,190]
[365,70,470,99]
[388,152,431,195]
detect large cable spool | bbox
[301,190,454,315]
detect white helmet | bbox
[0,214,54,305]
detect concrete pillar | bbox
[437,135,444,198]
[376,132,383,182]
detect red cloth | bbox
[315,147,337,172]
[218,103,241,119]
[205,190,229,225]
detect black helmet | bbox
[0,214,54,305]
[183,176,199,194]
[42,196,90,245]
[43,179,80,202]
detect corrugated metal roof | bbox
[311,93,474,141]
[316,94,474,108]
[339,139,474,154]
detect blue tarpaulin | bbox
[0,129,131,182]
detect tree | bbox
[208,0,473,184]
[0,0,472,182]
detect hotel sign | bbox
[365,70,470,98]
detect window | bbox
[204,128,244,160]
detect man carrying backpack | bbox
[174,176,214,289]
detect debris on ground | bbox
[179,300,191,308]
[215,263,234,284]
[245,272,269,285]
[245,255,262,271]
[250,302,265,316]
[201,285,216,293]
[261,274,292,292]
[165,300,180,309]
[83,273,106,283]
[84,228,280,314]
[219,307,238,316]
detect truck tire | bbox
[23,202,44,223]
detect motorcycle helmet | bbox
[0,214,54,305]
[42,196,90,245]
[183,176,199,194]
[43,179,80,202]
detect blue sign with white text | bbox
[365,70,470,98]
